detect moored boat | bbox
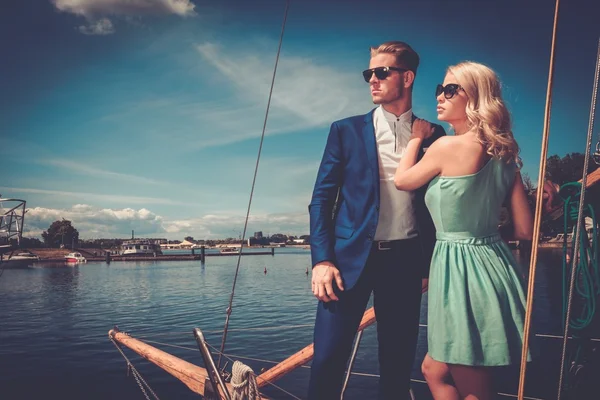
[0,251,39,268]
[64,252,86,264]
[120,239,163,256]
[219,246,240,254]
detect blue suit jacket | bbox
[308,109,446,290]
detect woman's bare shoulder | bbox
[429,135,462,154]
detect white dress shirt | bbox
[373,106,418,241]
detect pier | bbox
[21,246,277,264]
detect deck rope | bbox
[206,342,303,400]
[231,361,261,400]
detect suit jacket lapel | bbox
[363,109,380,199]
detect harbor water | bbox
[0,247,576,399]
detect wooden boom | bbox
[256,306,376,387]
[108,329,217,396]
[580,168,600,187]
[108,306,378,398]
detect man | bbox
[307,41,445,399]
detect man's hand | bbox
[421,278,429,294]
[531,179,561,216]
[541,180,559,213]
[311,261,344,302]
[411,118,434,140]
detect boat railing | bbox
[193,328,232,400]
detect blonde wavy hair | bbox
[447,61,522,167]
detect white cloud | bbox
[0,186,188,206]
[21,204,308,239]
[106,41,370,150]
[52,0,196,18]
[78,18,114,35]
[39,159,164,185]
[24,205,165,238]
[81,38,372,150]
[52,0,197,35]
[72,204,94,211]
[194,42,370,133]
[156,211,309,238]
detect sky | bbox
[1,0,599,240]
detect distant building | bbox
[248,235,269,246]
[253,231,263,239]
[123,237,166,244]
[178,239,196,249]
[160,238,195,249]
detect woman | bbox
[394,61,533,400]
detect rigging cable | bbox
[217,0,291,370]
[517,0,561,398]
[557,36,600,400]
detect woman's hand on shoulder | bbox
[394,134,450,191]
[411,118,435,140]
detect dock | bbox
[29,247,276,263]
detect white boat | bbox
[120,239,163,256]
[547,224,593,244]
[64,252,86,264]
[0,251,39,268]
[547,233,573,243]
[219,247,240,254]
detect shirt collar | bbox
[379,105,412,123]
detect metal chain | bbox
[110,337,160,400]
[129,364,152,400]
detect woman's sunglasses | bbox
[362,66,408,82]
[435,83,463,99]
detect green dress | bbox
[424,157,528,366]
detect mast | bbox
[518,0,561,398]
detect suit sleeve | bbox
[417,123,447,277]
[308,122,343,268]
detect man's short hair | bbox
[370,41,420,76]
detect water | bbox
[0,248,573,399]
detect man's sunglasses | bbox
[362,66,408,82]
[435,83,463,99]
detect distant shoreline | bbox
[19,245,311,260]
